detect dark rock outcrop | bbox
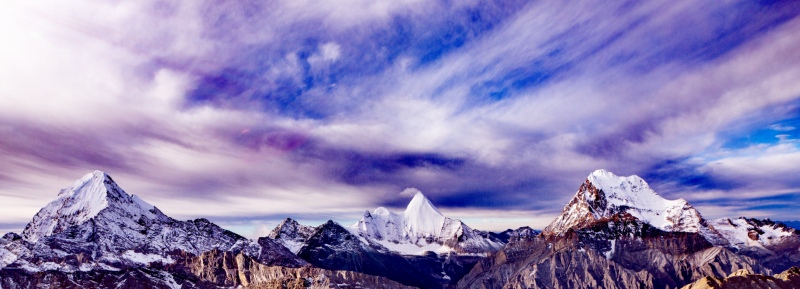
[490,226,540,243]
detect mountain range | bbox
[1,169,798,288]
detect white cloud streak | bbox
[1,0,799,236]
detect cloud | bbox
[1,0,800,235]
[399,188,421,197]
[771,124,796,132]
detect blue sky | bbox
[1,0,800,237]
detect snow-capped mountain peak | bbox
[22,170,156,242]
[403,190,446,237]
[373,206,395,217]
[404,190,443,217]
[544,169,707,237]
[352,189,503,255]
[13,170,305,271]
[268,218,315,254]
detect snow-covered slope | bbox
[543,170,725,244]
[352,189,503,255]
[710,217,798,249]
[268,218,315,254]
[22,171,156,243]
[12,171,304,272]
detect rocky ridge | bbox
[710,217,800,273]
[269,218,315,254]
[490,226,540,243]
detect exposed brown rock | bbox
[680,266,800,289]
[172,249,418,288]
[747,230,760,241]
[457,226,769,289]
[456,237,654,289]
[0,249,418,289]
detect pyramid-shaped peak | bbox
[91,169,110,178]
[22,171,153,242]
[270,218,301,238]
[78,170,113,185]
[61,170,129,201]
[403,189,446,237]
[404,189,442,217]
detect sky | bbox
[1,0,800,237]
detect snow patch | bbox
[131,194,155,213]
[605,239,616,259]
[0,248,18,269]
[121,250,174,265]
[280,240,305,254]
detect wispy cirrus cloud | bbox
[1,0,800,235]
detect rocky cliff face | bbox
[457,237,654,289]
[0,249,417,289]
[171,249,418,289]
[681,267,800,289]
[457,228,767,289]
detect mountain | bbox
[457,169,770,289]
[490,226,540,243]
[2,171,420,288]
[5,169,798,288]
[269,190,504,288]
[681,267,800,289]
[710,217,800,273]
[297,220,441,288]
[352,189,504,255]
[542,169,727,246]
[269,218,315,254]
[295,219,487,289]
[21,170,155,243]
[9,171,303,269]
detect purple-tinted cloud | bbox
[1,0,800,235]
